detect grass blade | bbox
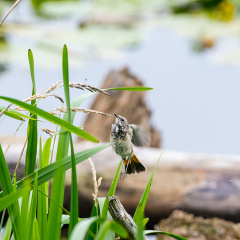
[33,219,40,240]
[85,204,99,240]
[107,87,153,91]
[0,106,33,121]
[62,45,71,115]
[38,139,48,240]
[94,220,111,240]
[133,155,162,223]
[47,88,96,240]
[110,221,128,239]
[0,208,6,233]
[26,172,38,240]
[94,219,127,240]
[0,143,110,199]
[3,218,12,240]
[0,186,30,212]
[25,49,38,176]
[70,217,99,240]
[47,82,95,240]
[42,137,52,212]
[136,204,144,240]
[28,49,36,91]
[0,96,98,143]
[20,182,31,239]
[101,161,122,219]
[144,230,188,240]
[0,144,21,239]
[47,159,65,240]
[62,45,79,236]
[68,136,78,236]
[108,161,122,197]
[97,198,114,239]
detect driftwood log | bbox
[2,137,240,228]
[108,196,148,240]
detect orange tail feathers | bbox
[123,154,146,174]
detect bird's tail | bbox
[123,154,146,174]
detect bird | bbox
[110,113,151,175]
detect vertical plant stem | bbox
[25,49,37,176]
[61,45,79,236]
[0,144,21,239]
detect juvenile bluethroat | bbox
[110,113,150,174]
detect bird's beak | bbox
[114,113,120,124]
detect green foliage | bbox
[144,230,189,240]
[101,160,122,220]
[25,49,38,176]
[0,186,30,212]
[133,155,162,222]
[136,204,145,240]
[0,45,186,240]
[0,144,21,239]
[37,138,49,240]
[62,44,79,236]
[0,106,34,120]
[0,96,98,143]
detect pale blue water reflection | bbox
[1,1,240,155]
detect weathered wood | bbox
[3,137,240,225]
[108,196,148,240]
[79,67,161,148]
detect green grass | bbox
[0,45,187,240]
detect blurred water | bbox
[1,1,240,155]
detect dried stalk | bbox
[45,80,62,94]
[0,0,22,25]
[22,89,43,102]
[0,104,12,118]
[89,158,102,207]
[14,138,27,174]
[52,107,112,117]
[68,82,110,96]
[22,88,64,104]
[14,107,26,112]
[41,128,59,137]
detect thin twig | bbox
[0,104,12,118]
[0,0,22,25]
[4,120,25,156]
[14,138,27,174]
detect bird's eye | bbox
[121,119,124,121]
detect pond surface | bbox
[1,0,240,155]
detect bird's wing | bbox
[129,124,151,147]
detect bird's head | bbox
[114,113,129,131]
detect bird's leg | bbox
[120,160,125,180]
[125,157,130,174]
[120,157,129,180]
